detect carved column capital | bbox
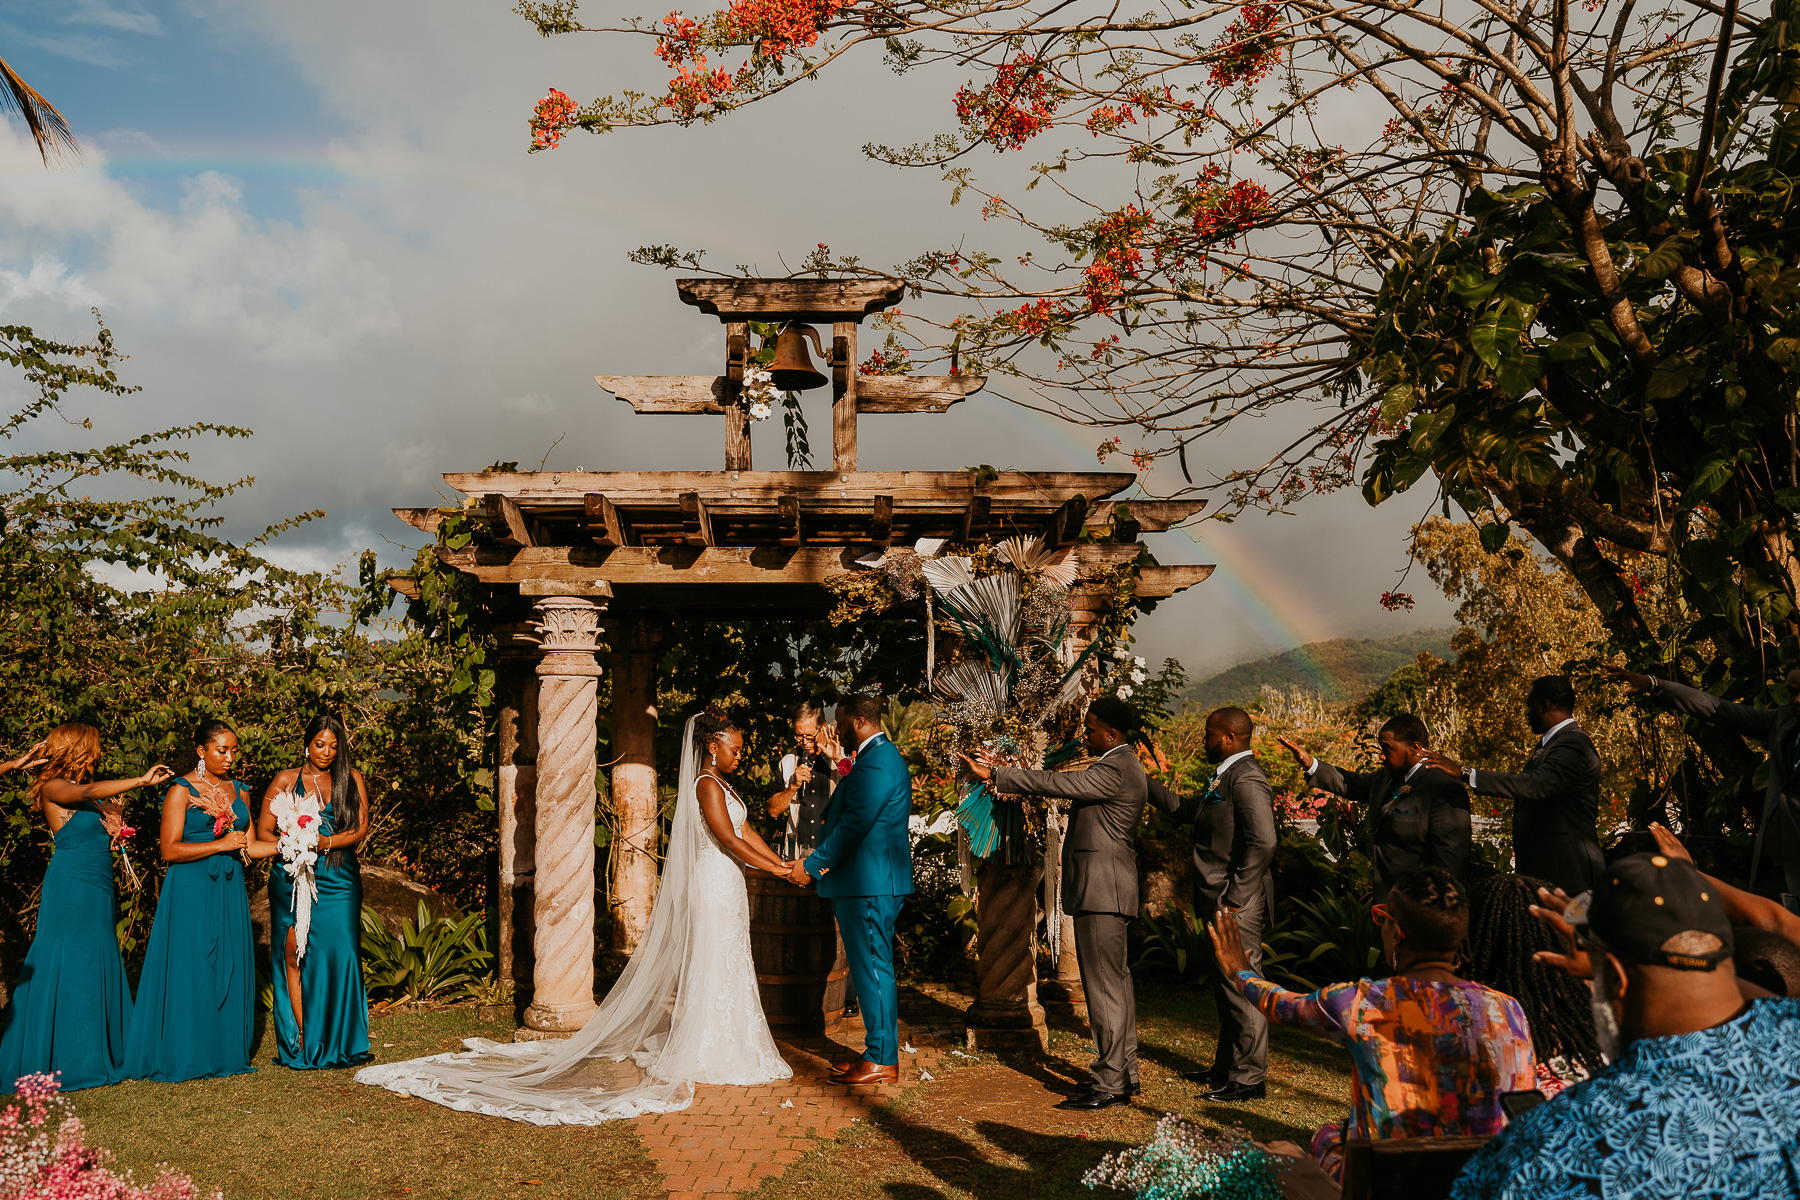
[533,596,605,680]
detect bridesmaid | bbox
[123,719,276,1082]
[0,726,171,1093]
[258,712,372,1070]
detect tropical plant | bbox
[359,902,495,1006]
[1134,907,1217,986]
[1266,890,1385,992]
[0,53,75,163]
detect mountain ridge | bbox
[1183,628,1455,711]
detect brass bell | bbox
[768,323,829,392]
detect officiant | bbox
[769,700,844,859]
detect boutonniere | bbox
[1398,785,1412,796]
[836,757,853,778]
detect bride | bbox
[356,711,794,1123]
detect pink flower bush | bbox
[0,1074,218,1200]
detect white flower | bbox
[749,402,773,420]
[1117,685,1134,699]
[1130,669,1147,684]
[1112,646,1130,660]
[1134,656,1145,668]
[745,366,772,386]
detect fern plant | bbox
[360,901,494,1006]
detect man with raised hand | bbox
[960,695,1149,1111]
[1146,706,1278,1102]
[1279,713,1471,902]
[1608,663,1800,901]
[1418,675,1604,897]
[1450,853,1800,1199]
[786,695,913,1085]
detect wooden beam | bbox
[832,321,856,472]
[679,492,715,546]
[1086,499,1208,535]
[725,322,751,472]
[444,470,1137,507]
[959,494,991,543]
[388,575,421,600]
[584,493,628,547]
[519,580,615,598]
[778,494,802,547]
[485,493,537,547]
[869,494,893,547]
[436,541,1150,587]
[854,375,985,413]
[678,277,904,323]
[1045,495,1090,549]
[595,375,728,414]
[1132,564,1216,599]
[393,507,443,534]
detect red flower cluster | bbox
[1084,87,1194,136]
[1379,590,1417,612]
[529,88,580,151]
[955,56,1061,151]
[1097,437,1124,463]
[1006,297,1072,337]
[1084,204,1151,314]
[1188,177,1272,246]
[723,0,845,57]
[859,345,911,375]
[1209,4,1283,88]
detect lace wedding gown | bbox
[355,716,791,1124]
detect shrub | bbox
[359,901,494,1006]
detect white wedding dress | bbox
[355,715,791,1124]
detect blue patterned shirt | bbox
[1450,997,1800,1199]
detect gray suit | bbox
[1471,724,1605,896]
[1654,679,1800,896]
[992,745,1147,1095]
[1147,754,1278,1085]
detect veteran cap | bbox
[1564,852,1735,970]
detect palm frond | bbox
[0,57,76,165]
[995,535,1078,587]
[931,659,1010,713]
[914,537,948,557]
[942,573,1021,646]
[921,555,976,592]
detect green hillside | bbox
[1184,628,1455,710]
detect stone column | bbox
[608,614,665,958]
[495,646,540,995]
[964,855,1049,1053]
[522,594,605,1034]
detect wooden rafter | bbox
[778,494,802,547]
[1045,495,1091,549]
[959,494,991,544]
[870,495,893,547]
[585,493,628,547]
[678,277,904,323]
[679,492,715,547]
[598,372,985,416]
[485,493,537,548]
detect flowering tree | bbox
[518,0,1800,845]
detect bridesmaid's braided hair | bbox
[1466,873,1604,1072]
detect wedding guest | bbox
[0,728,169,1093]
[124,719,276,1082]
[769,699,843,859]
[1210,868,1536,1183]
[1278,713,1471,901]
[1146,707,1277,1100]
[1464,874,1604,1096]
[1419,676,1604,895]
[258,713,373,1071]
[1608,664,1800,899]
[960,695,1149,1110]
[1452,854,1800,1198]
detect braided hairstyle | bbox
[691,711,741,757]
[1466,873,1604,1073]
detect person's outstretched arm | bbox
[1650,823,1800,944]
[1208,911,1346,1042]
[1145,775,1199,824]
[1454,740,1589,803]
[1608,667,1781,744]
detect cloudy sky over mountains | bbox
[0,0,1458,677]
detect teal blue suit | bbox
[804,733,913,1066]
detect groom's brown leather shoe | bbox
[829,1061,899,1085]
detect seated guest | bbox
[1208,867,1536,1182]
[1452,853,1800,1199]
[1465,874,1605,1096]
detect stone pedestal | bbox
[964,856,1048,1054]
[609,615,665,958]
[495,645,540,996]
[522,595,605,1034]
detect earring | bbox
[194,757,205,778]
[710,752,717,766]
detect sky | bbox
[0,0,1460,681]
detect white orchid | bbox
[1134,655,1145,668]
[748,401,773,420]
[1130,669,1147,684]
[1112,646,1130,660]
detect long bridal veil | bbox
[356,714,738,1124]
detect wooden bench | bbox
[1339,1135,1492,1200]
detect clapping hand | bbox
[1648,822,1693,863]
[1275,736,1314,772]
[1602,664,1655,697]
[1528,885,1592,980]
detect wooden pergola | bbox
[390,277,1213,1046]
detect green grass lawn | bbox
[50,978,1351,1200]
[63,1008,662,1200]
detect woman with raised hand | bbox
[257,712,372,1071]
[124,718,276,1083]
[0,725,170,1093]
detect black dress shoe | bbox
[1203,1081,1267,1102]
[1181,1070,1227,1086]
[1056,1088,1130,1111]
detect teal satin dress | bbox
[267,775,371,1070]
[122,779,256,1082]
[0,805,133,1092]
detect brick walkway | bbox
[634,983,974,1199]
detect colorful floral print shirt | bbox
[1449,997,1800,1200]
[1232,972,1537,1139]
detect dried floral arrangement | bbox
[1083,1116,1283,1200]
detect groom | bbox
[785,694,914,1085]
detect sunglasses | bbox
[1371,903,1395,928]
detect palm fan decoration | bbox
[0,57,76,165]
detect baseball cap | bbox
[1563,852,1734,970]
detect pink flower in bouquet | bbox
[116,825,135,839]
[297,814,314,829]
[211,814,229,836]
[2,1073,219,1199]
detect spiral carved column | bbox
[965,856,1048,1053]
[523,596,604,1034]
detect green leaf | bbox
[1379,382,1416,423]
[1479,521,1512,554]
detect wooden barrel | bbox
[744,870,848,1033]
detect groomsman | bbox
[1607,664,1800,899]
[1278,713,1471,901]
[1418,675,1604,896]
[1146,707,1277,1102]
[961,696,1148,1111]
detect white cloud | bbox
[65,1,162,35]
